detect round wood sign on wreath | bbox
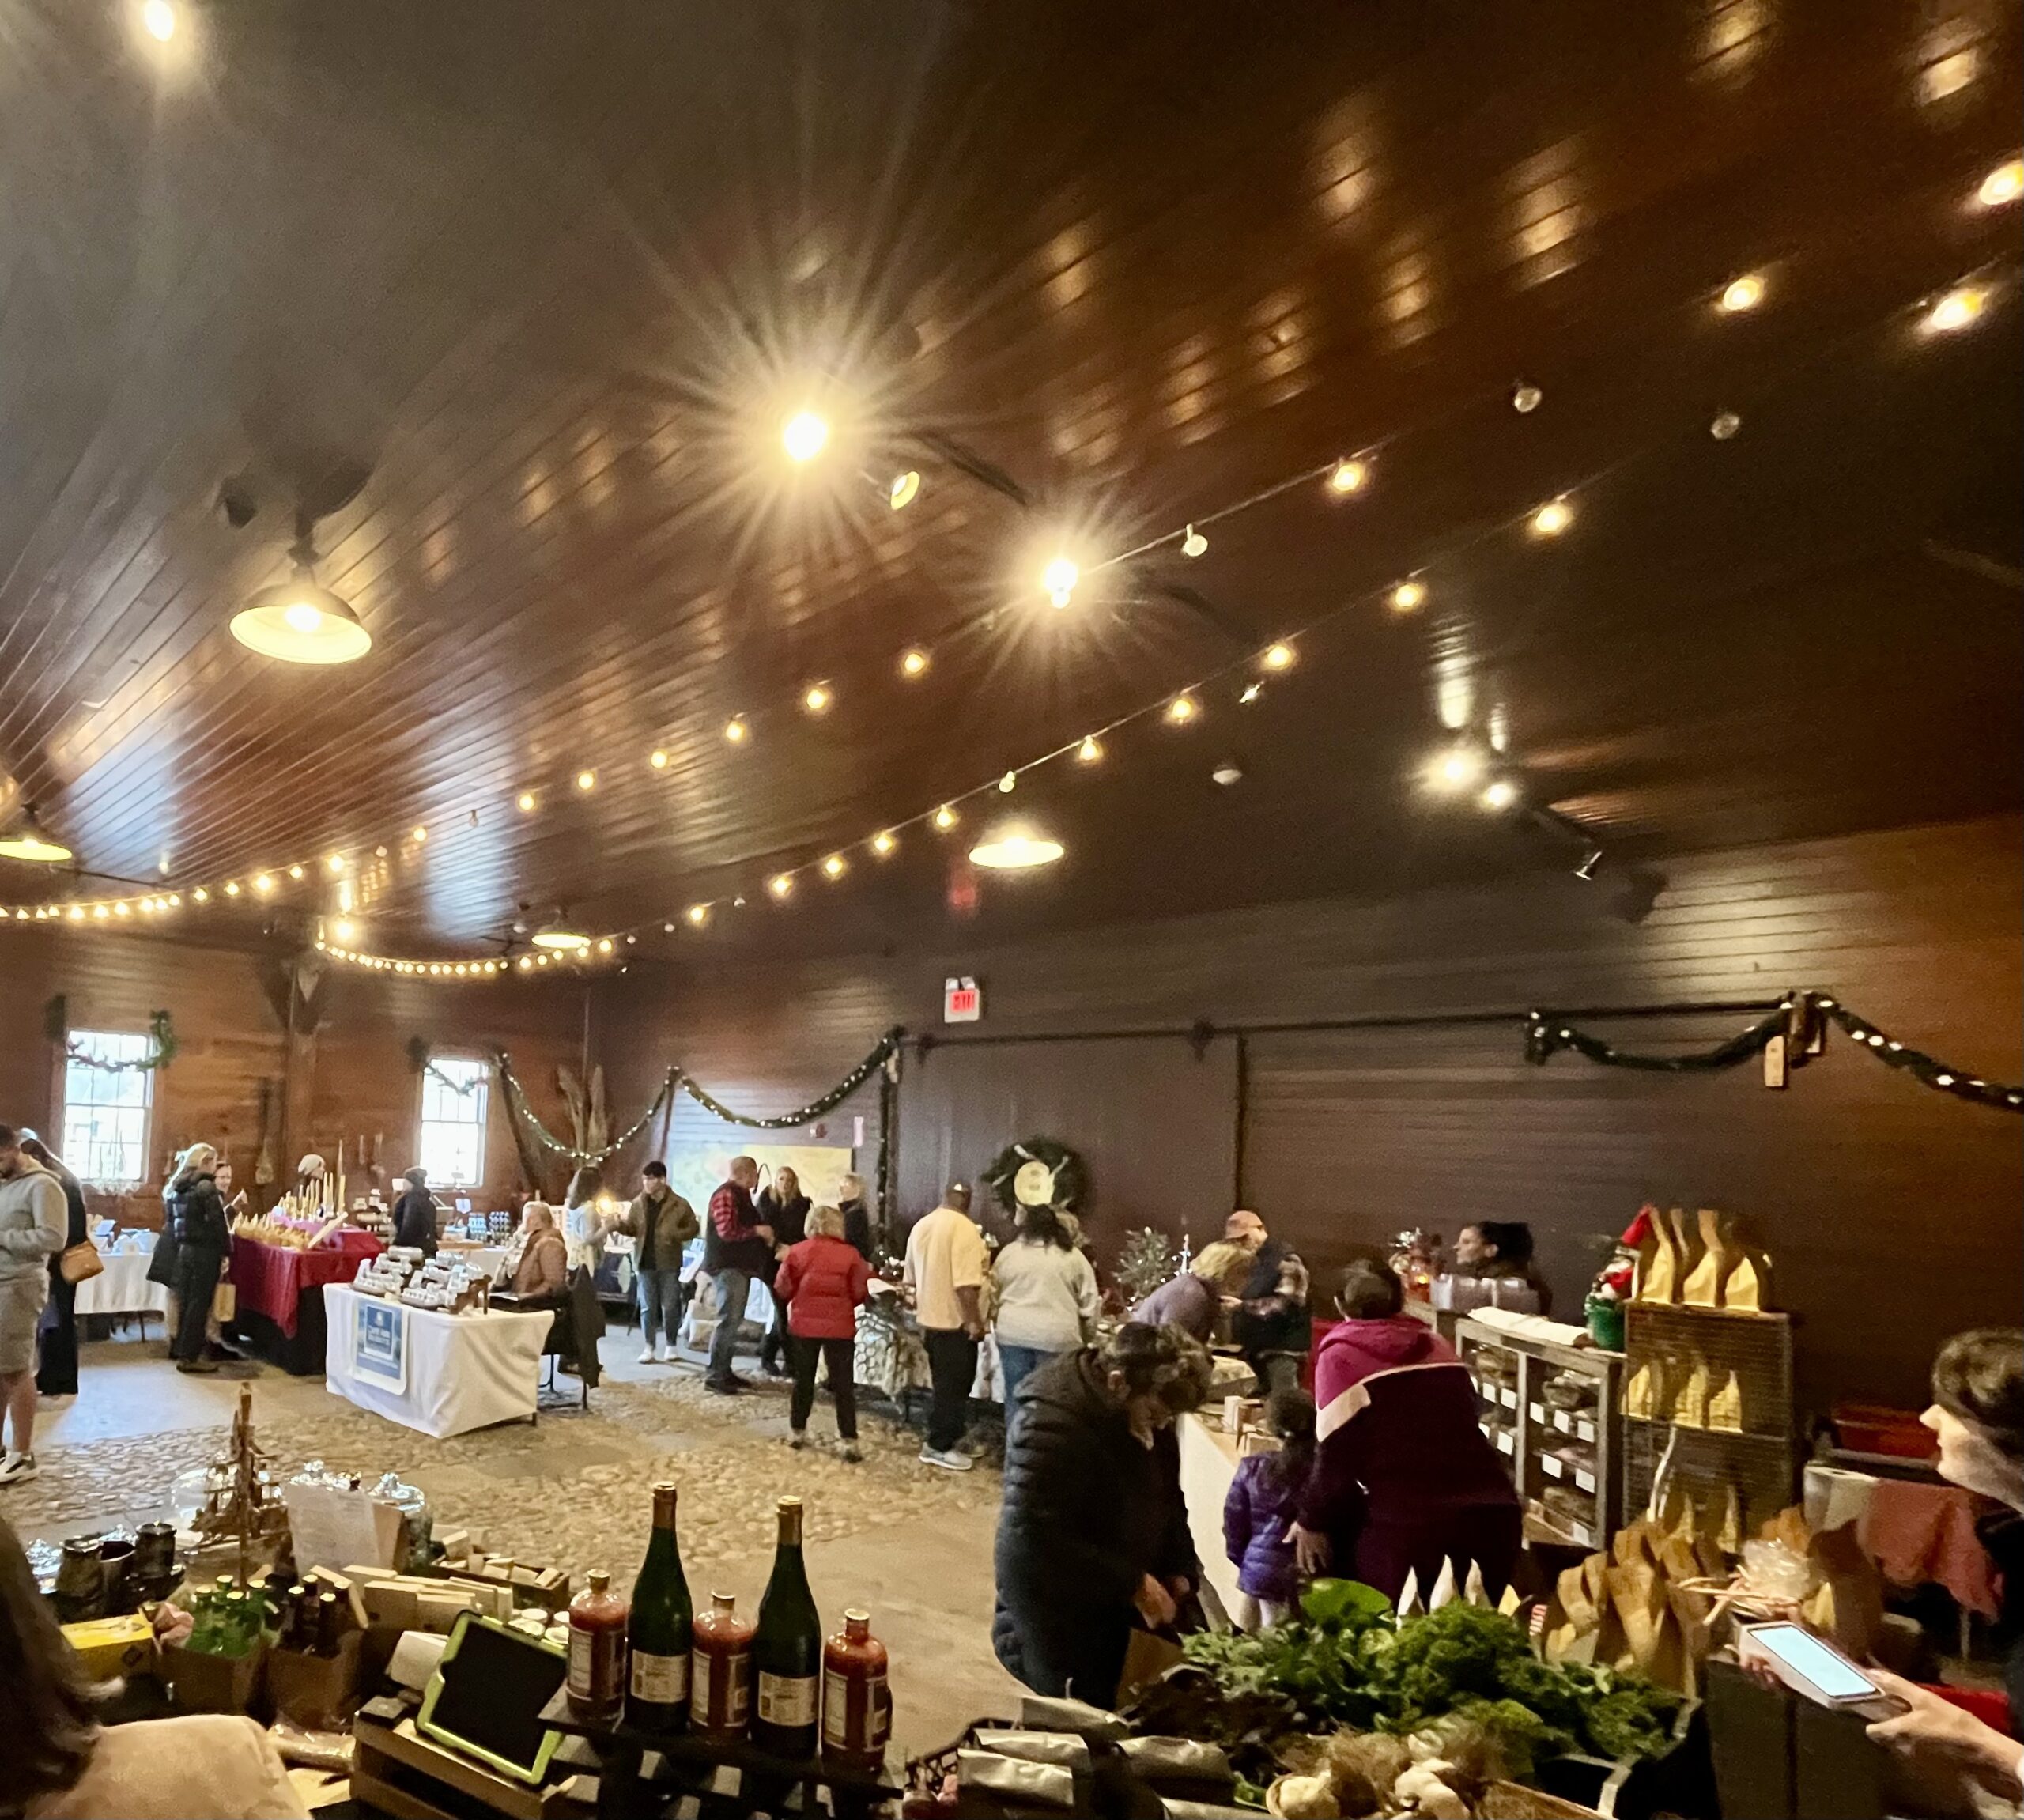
[983,1136,1088,1218]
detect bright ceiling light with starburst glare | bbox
[1042,556,1079,608]
[781,410,830,463]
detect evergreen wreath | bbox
[982,1135,1088,1218]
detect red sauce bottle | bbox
[821,1608,892,1773]
[692,1591,755,1742]
[565,1569,629,1722]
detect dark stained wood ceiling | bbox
[1,0,2019,965]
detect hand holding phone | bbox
[1736,1621,1909,1721]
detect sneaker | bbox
[655,1342,674,1364]
[837,1442,863,1463]
[786,1430,810,1450]
[704,1377,742,1396]
[919,1446,974,1473]
[638,1346,658,1365]
[176,1357,220,1374]
[0,1451,38,1486]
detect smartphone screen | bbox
[1748,1623,1881,1701]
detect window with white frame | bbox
[60,1031,155,1186]
[417,1058,489,1187]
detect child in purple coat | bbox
[1222,1386,1315,1629]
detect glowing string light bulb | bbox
[1262,642,1295,671]
[900,648,930,678]
[1077,735,1103,763]
[649,749,669,769]
[724,717,748,744]
[1392,580,1426,613]
[1165,693,1200,725]
[1180,524,1208,557]
[802,682,833,715]
[768,873,795,899]
[822,853,848,879]
[687,904,709,926]
[1042,557,1078,609]
[1720,273,1765,313]
[999,771,1017,794]
[1928,285,1986,332]
[1979,158,2023,207]
[1328,455,1369,495]
[1531,497,1573,537]
[871,830,897,856]
[933,804,958,831]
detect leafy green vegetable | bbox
[1180,1597,1682,1772]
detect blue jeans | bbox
[706,1268,752,1384]
[996,1342,1055,1415]
[636,1267,684,1346]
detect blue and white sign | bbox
[354,1297,409,1392]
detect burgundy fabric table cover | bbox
[230,1231,384,1337]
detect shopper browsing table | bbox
[991,1203,1100,1412]
[836,1172,876,1262]
[993,1323,1212,1702]
[606,1161,699,1364]
[772,1204,872,1460]
[1225,1209,1312,1395]
[1289,1259,1520,1604]
[1129,1240,1256,1342]
[701,1157,772,1395]
[0,1126,65,1488]
[164,1146,231,1378]
[391,1167,440,1257]
[904,1182,989,1470]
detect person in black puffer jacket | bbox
[165,1145,231,1373]
[993,1323,1213,1705]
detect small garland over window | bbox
[64,1008,178,1073]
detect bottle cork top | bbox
[844,1609,870,1635]
[712,1592,736,1613]
[588,1569,610,1593]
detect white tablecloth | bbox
[74,1252,170,1317]
[323,1284,553,1438]
[1177,1413,1243,1622]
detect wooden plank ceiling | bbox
[0,0,2018,964]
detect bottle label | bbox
[822,1667,891,1750]
[696,1647,750,1726]
[568,1624,625,1704]
[630,1648,689,1705]
[757,1670,818,1727]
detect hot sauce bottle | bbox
[565,1569,629,1722]
[821,1608,893,1773]
[692,1591,756,1742]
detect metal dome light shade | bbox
[231,565,371,665]
[0,802,72,864]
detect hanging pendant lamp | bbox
[0,802,73,864]
[231,507,371,665]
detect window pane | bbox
[60,1031,153,1185]
[415,1059,488,1187]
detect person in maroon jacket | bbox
[771,1205,872,1460]
[700,1157,773,1395]
[1288,1259,1520,1604]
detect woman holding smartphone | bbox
[1860,1328,2024,1811]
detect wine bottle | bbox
[625,1482,693,1732]
[750,1496,821,1758]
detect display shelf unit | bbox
[1622,1301,1796,1541]
[1455,1316,1624,1551]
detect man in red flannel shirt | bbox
[700,1155,772,1392]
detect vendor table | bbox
[1178,1411,1244,1624]
[74,1250,170,1322]
[323,1282,553,1437]
[228,1230,384,1375]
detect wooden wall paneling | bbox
[587,815,2022,1412]
[899,1035,1239,1248]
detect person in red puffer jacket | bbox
[771,1205,873,1460]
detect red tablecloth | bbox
[230,1231,383,1337]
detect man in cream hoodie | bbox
[0,1123,66,1486]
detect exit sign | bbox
[943,976,982,1023]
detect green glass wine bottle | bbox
[625,1481,693,1731]
[750,1496,821,1758]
